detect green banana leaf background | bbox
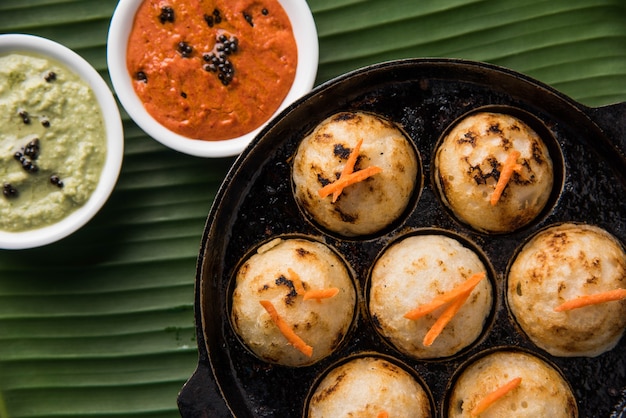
[1,0,625,417]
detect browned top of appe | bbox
[435,112,554,233]
[448,350,577,418]
[292,111,419,237]
[231,238,356,367]
[308,356,432,418]
[507,223,626,357]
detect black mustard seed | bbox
[18,110,30,124]
[213,8,222,24]
[243,11,254,27]
[24,138,40,159]
[21,159,37,173]
[203,34,239,86]
[159,6,175,23]
[44,71,56,82]
[203,14,214,27]
[135,71,148,83]
[177,42,193,57]
[50,175,64,188]
[14,138,40,173]
[2,183,18,198]
[262,8,269,15]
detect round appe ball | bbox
[231,238,356,367]
[292,111,419,237]
[435,111,554,233]
[507,223,626,357]
[369,234,493,359]
[307,356,432,418]
[448,350,577,418]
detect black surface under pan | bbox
[178,59,626,417]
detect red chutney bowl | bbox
[107,0,318,158]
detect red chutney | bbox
[126,0,298,141]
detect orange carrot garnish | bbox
[470,377,522,417]
[422,287,472,346]
[332,138,363,202]
[554,288,626,312]
[404,272,486,320]
[377,411,389,418]
[287,268,306,295]
[318,166,382,200]
[303,288,339,301]
[490,150,522,206]
[259,300,313,357]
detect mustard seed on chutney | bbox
[126,0,298,141]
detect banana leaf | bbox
[1,0,625,417]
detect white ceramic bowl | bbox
[107,0,318,158]
[0,34,124,250]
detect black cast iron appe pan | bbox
[177,58,626,418]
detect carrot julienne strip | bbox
[404,272,486,320]
[470,377,522,417]
[422,287,472,346]
[554,288,626,312]
[332,138,363,202]
[259,300,313,357]
[303,288,339,301]
[287,268,306,295]
[318,166,382,199]
[490,150,522,206]
[377,411,389,418]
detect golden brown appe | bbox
[231,238,356,367]
[435,112,554,233]
[507,223,626,357]
[448,351,577,418]
[369,234,493,359]
[292,111,418,237]
[308,356,432,417]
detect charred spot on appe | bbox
[332,113,357,122]
[488,123,502,134]
[380,361,397,372]
[467,163,492,185]
[547,232,570,250]
[317,173,332,187]
[295,247,311,257]
[336,208,357,223]
[333,143,351,159]
[275,274,296,294]
[532,141,545,164]
[458,131,476,145]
